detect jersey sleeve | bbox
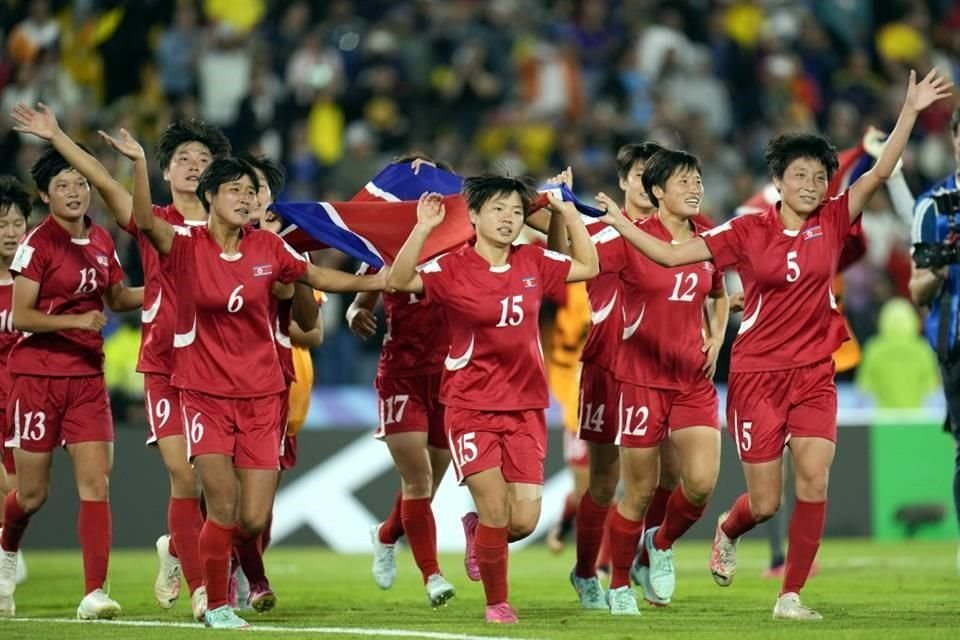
[419,256,453,305]
[594,228,628,275]
[274,237,309,284]
[10,232,50,281]
[700,217,748,271]
[108,249,125,286]
[912,194,938,243]
[164,225,192,272]
[710,265,724,294]
[538,247,573,303]
[822,190,852,245]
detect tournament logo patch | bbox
[522,276,538,288]
[802,225,823,240]
[96,254,109,267]
[253,264,273,277]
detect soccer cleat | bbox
[569,570,607,610]
[204,604,250,629]
[248,585,276,613]
[369,523,397,589]
[632,563,670,607]
[0,592,13,616]
[461,513,481,582]
[425,573,456,607]
[773,592,823,621]
[644,527,676,601]
[191,586,208,622]
[15,550,26,585]
[153,534,181,608]
[607,586,641,616]
[234,567,252,611]
[0,549,17,598]
[76,588,121,620]
[485,601,518,624]
[709,512,739,587]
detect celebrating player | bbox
[10,102,231,618]
[0,145,143,619]
[123,146,382,629]
[595,149,727,615]
[388,178,598,623]
[602,68,952,619]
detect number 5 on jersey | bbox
[786,251,800,283]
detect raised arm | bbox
[847,69,953,221]
[546,193,598,282]
[13,276,107,333]
[387,192,445,293]
[299,263,385,293]
[597,192,713,267]
[11,102,133,227]
[104,282,144,312]
[101,129,176,255]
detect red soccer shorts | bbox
[145,373,184,445]
[445,407,547,485]
[563,429,589,468]
[726,358,837,463]
[181,390,286,470]
[279,434,298,471]
[4,374,113,453]
[0,405,13,475]
[616,377,720,448]
[577,362,620,445]
[374,372,446,449]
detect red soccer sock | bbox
[260,511,273,552]
[781,500,826,595]
[401,498,440,583]
[379,491,404,544]
[653,488,707,550]
[561,492,578,524]
[574,491,610,579]
[234,526,269,592]
[721,493,759,540]
[169,497,204,593]
[644,485,672,529]
[475,523,509,605]
[199,519,235,610]
[1,491,31,552]
[597,507,613,570]
[78,500,111,595]
[608,509,644,589]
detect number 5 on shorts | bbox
[738,420,753,452]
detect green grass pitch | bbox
[1,539,957,639]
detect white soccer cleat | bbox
[644,527,676,601]
[15,550,26,585]
[425,573,455,607]
[0,592,13,616]
[709,512,739,587]
[154,534,181,608]
[76,588,121,620]
[234,567,252,611]
[0,549,17,598]
[191,586,208,622]
[370,523,397,589]
[773,592,823,621]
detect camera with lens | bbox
[913,188,960,269]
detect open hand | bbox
[10,102,61,140]
[416,192,446,229]
[904,68,953,114]
[98,128,146,162]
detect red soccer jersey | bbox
[122,205,205,375]
[274,297,295,384]
[580,219,628,372]
[8,216,125,377]
[0,279,19,402]
[701,191,852,373]
[168,226,308,397]
[614,215,723,389]
[421,243,572,410]
[360,264,448,378]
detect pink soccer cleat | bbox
[485,602,518,624]
[248,585,276,613]
[461,512,481,582]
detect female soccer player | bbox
[11,102,231,618]
[594,149,727,615]
[602,68,952,619]
[0,145,143,619]
[119,141,382,628]
[0,176,32,615]
[388,177,598,623]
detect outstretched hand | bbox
[904,68,953,114]
[98,128,145,162]
[10,102,61,140]
[416,192,445,229]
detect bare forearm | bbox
[290,322,323,348]
[547,210,570,254]
[303,265,381,292]
[291,282,319,329]
[106,286,143,312]
[50,130,132,226]
[13,307,81,333]
[910,268,945,306]
[708,294,730,339]
[388,224,431,291]
[350,290,380,312]
[876,107,918,181]
[565,213,598,275]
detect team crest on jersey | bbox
[521,276,538,288]
[701,261,715,272]
[96,254,109,267]
[253,264,273,277]
[802,226,823,240]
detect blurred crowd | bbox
[0,0,958,401]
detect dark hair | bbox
[951,108,960,137]
[462,174,534,216]
[764,133,839,181]
[237,152,286,195]
[196,156,260,212]
[155,119,232,170]
[641,149,702,208]
[393,151,454,173]
[0,175,31,221]
[616,141,664,180]
[30,143,93,193]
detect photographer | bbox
[910,108,960,561]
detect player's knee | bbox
[169,468,200,497]
[16,486,47,513]
[76,476,110,502]
[400,473,433,499]
[238,513,268,535]
[589,473,618,505]
[507,518,537,541]
[683,477,716,505]
[750,497,781,522]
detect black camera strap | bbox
[938,291,956,363]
